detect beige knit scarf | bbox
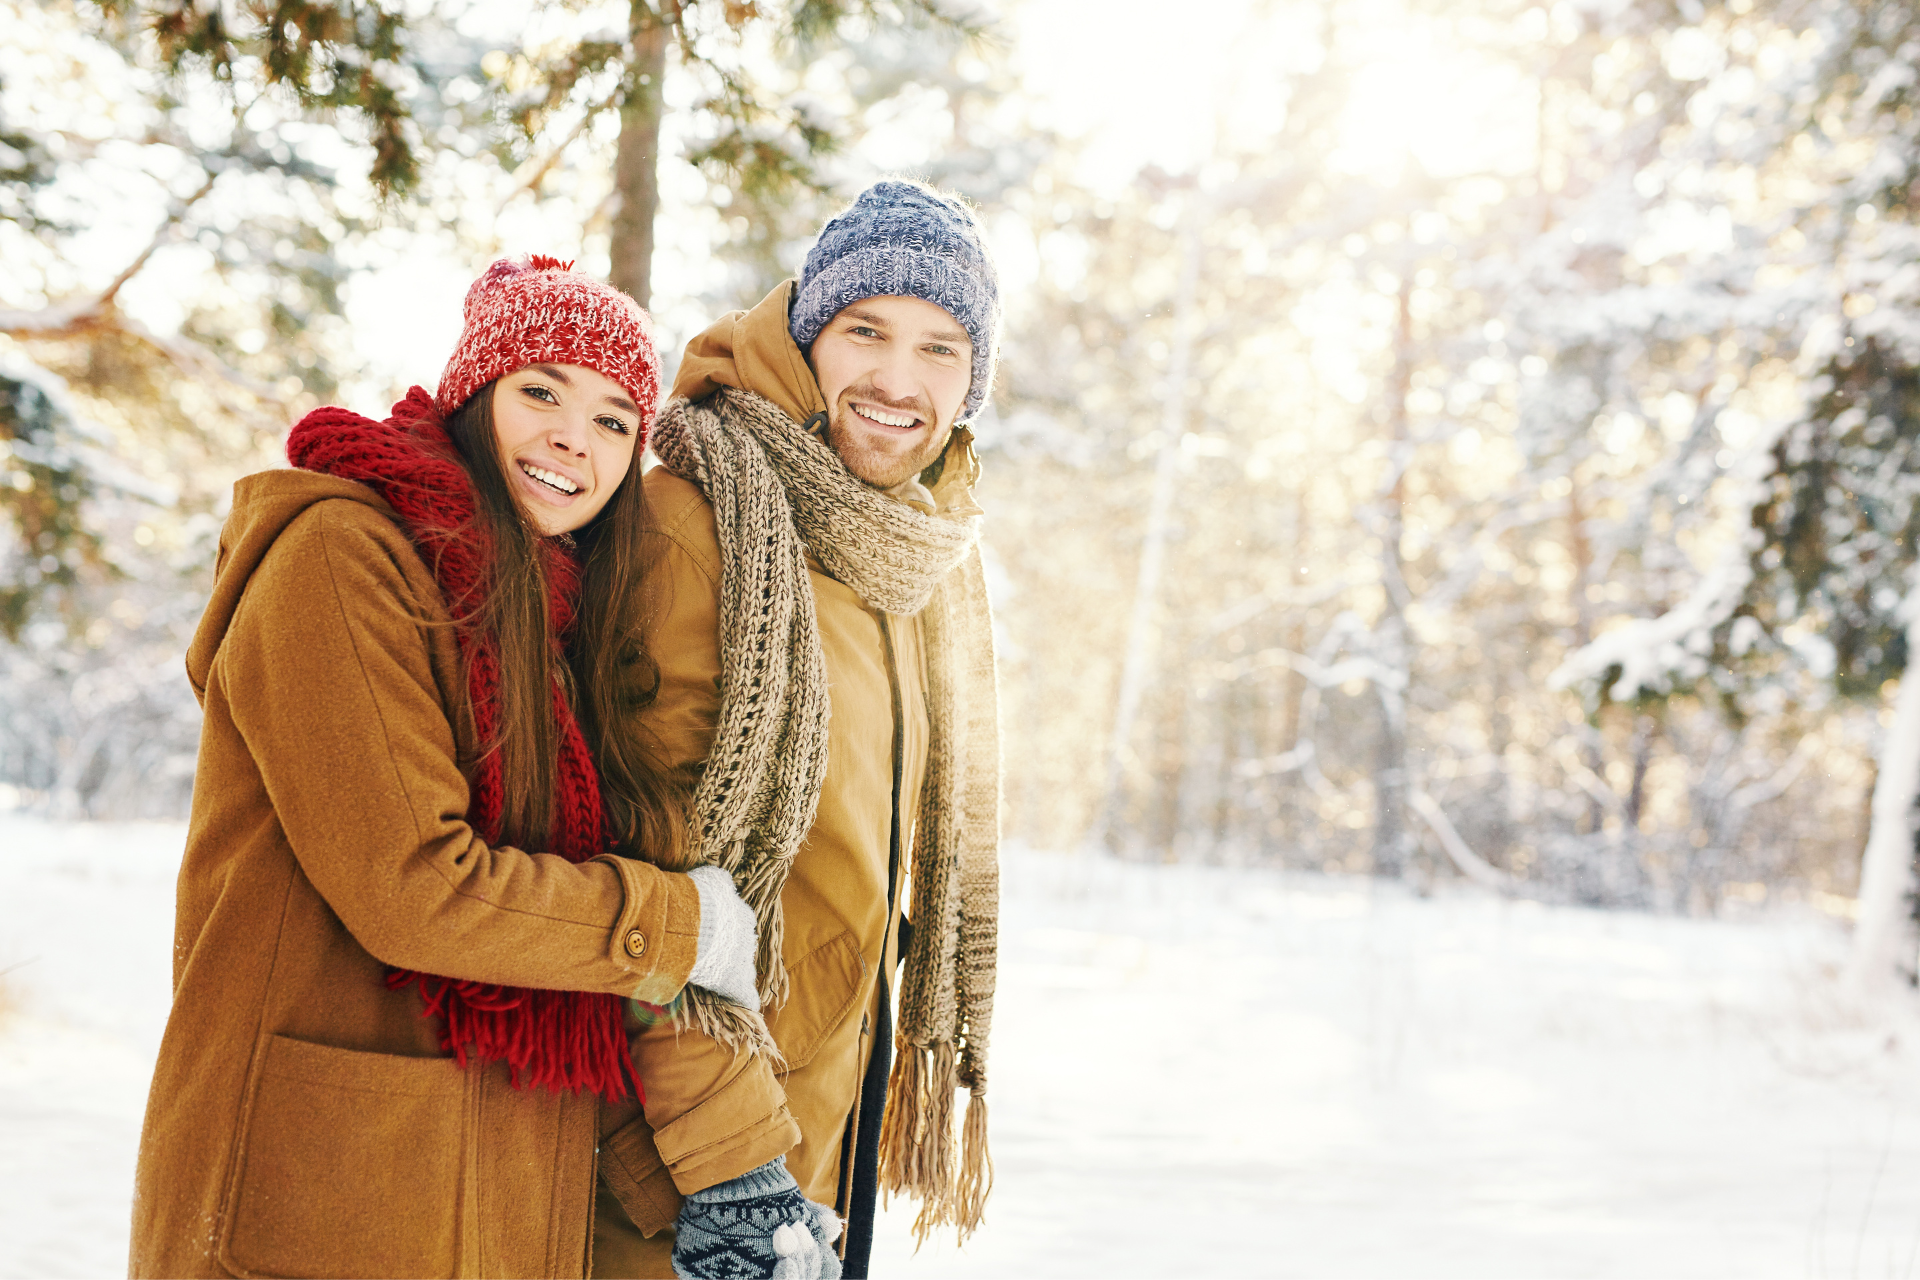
[649,387,1001,1240]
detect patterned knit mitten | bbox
[671,1157,842,1280]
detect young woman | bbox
[128,257,759,1279]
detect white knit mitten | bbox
[685,865,760,1011]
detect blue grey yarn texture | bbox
[671,1156,842,1280]
[789,179,1001,421]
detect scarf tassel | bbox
[877,1039,989,1244]
[954,1090,992,1234]
[877,1037,925,1202]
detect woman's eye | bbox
[597,416,632,435]
[522,384,558,403]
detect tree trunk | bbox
[1568,471,1608,835]
[1095,209,1202,849]
[1371,273,1414,879]
[609,2,668,308]
[1846,607,1920,991]
[1624,713,1654,831]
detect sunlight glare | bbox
[1332,35,1537,182]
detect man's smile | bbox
[849,400,923,431]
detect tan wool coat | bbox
[590,282,976,1276]
[130,471,707,1279]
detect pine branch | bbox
[1,170,291,417]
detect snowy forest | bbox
[6,0,1920,976]
[15,1,1920,1274]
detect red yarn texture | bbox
[435,254,662,423]
[287,386,639,1101]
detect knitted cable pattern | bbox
[286,386,638,1101]
[649,387,1001,1240]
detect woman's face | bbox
[491,363,642,536]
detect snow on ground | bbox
[3,814,1917,1279]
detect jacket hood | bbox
[186,469,394,702]
[673,280,826,425]
[673,280,983,518]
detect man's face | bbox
[808,294,973,489]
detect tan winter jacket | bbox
[590,282,978,1275]
[129,471,705,1279]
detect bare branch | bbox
[1552,738,1626,818]
[97,172,219,313]
[1409,789,1520,894]
[496,84,626,213]
[1726,741,1814,811]
[1,170,218,337]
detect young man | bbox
[591,180,1003,1279]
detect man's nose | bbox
[868,349,918,402]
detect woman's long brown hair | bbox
[443,382,684,861]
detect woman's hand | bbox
[683,865,760,1011]
[670,1157,842,1280]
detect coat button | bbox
[624,929,647,958]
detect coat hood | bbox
[186,469,393,702]
[672,280,827,425]
[672,280,983,518]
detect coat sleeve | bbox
[219,499,701,1002]
[619,476,800,1194]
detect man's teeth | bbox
[520,462,579,494]
[857,404,918,428]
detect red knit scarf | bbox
[288,386,638,1101]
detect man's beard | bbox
[826,391,951,489]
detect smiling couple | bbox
[128,180,1003,1280]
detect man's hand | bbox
[771,1208,842,1280]
[671,1157,843,1280]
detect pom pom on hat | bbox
[435,255,662,441]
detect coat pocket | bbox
[765,929,865,1073]
[218,1034,467,1279]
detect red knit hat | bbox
[435,255,661,439]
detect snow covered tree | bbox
[102,0,988,306]
[1,1,341,814]
[1554,0,1920,953]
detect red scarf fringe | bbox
[288,387,639,1101]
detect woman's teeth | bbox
[857,404,918,428]
[520,462,579,495]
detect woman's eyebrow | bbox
[530,364,633,413]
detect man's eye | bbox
[851,326,881,338]
[927,344,955,357]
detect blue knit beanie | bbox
[789,179,1001,421]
